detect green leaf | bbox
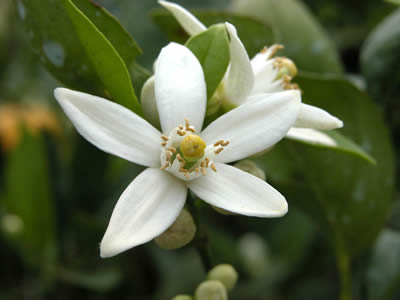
[367,229,400,300]
[361,8,400,103]
[288,129,376,164]
[17,0,143,113]
[185,24,230,99]
[2,130,56,266]
[152,10,275,58]
[72,0,150,94]
[386,0,400,5]
[253,73,394,258]
[230,0,344,74]
[62,0,141,113]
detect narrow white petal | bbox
[224,23,254,105]
[201,91,301,163]
[159,0,206,35]
[155,42,207,134]
[251,59,281,95]
[141,76,160,128]
[54,88,161,167]
[286,128,337,147]
[188,163,287,217]
[295,103,343,130]
[100,168,187,258]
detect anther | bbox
[205,158,210,167]
[177,130,186,136]
[167,147,176,153]
[221,141,229,146]
[268,44,284,59]
[184,118,190,128]
[195,168,200,173]
[160,163,170,170]
[166,151,172,161]
[161,141,167,146]
[214,147,224,154]
[201,167,206,176]
[214,140,224,147]
[161,135,169,141]
[187,127,196,133]
[176,154,184,162]
[211,163,217,172]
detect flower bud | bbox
[234,160,266,181]
[140,76,161,128]
[155,208,196,250]
[1,214,24,236]
[207,264,238,291]
[239,233,270,278]
[195,280,227,300]
[172,295,193,300]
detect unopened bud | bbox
[155,209,196,250]
[239,233,270,278]
[195,280,227,300]
[1,214,24,235]
[274,57,298,80]
[172,295,193,300]
[207,264,238,291]
[234,160,266,181]
[140,76,161,128]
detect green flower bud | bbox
[155,209,196,250]
[172,295,193,300]
[239,233,270,278]
[1,214,23,236]
[195,280,227,300]
[207,264,238,291]
[234,160,266,181]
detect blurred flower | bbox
[55,42,301,257]
[159,0,343,147]
[207,264,238,292]
[0,104,61,151]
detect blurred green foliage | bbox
[0,0,399,299]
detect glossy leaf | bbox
[72,0,150,94]
[62,0,141,113]
[367,229,400,300]
[152,10,275,58]
[17,0,143,113]
[361,8,400,103]
[230,0,344,73]
[2,131,56,265]
[289,129,376,164]
[185,24,230,99]
[253,73,394,258]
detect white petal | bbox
[286,128,337,147]
[294,103,343,130]
[54,88,161,167]
[155,42,207,134]
[188,163,287,217]
[224,23,254,105]
[100,168,187,258]
[201,91,301,163]
[251,59,281,95]
[159,0,206,35]
[140,76,161,128]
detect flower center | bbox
[159,119,229,181]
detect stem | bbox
[187,198,212,271]
[337,247,352,300]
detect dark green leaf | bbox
[367,229,400,300]
[62,0,141,113]
[289,129,376,164]
[386,0,400,5]
[72,0,150,94]
[253,73,394,257]
[17,0,143,113]
[361,8,400,103]
[2,130,56,266]
[230,0,344,73]
[186,24,230,99]
[152,10,275,58]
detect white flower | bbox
[55,43,301,258]
[158,0,343,147]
